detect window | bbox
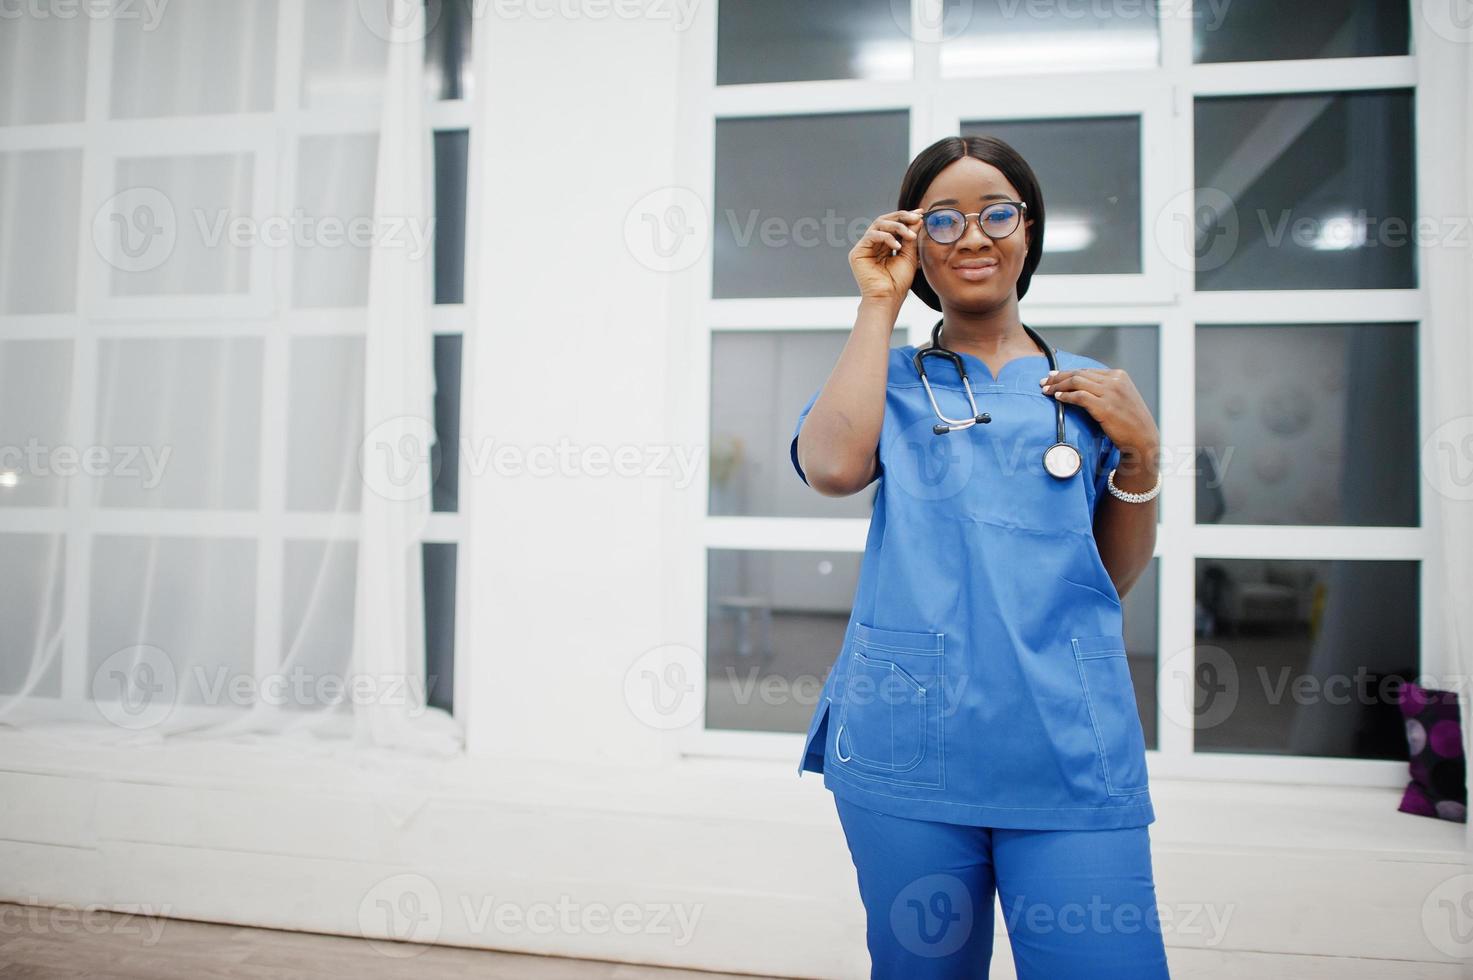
[716,0,913,85]
[1193,89,1416,291]
[1192,0,1410,64]
[0,1,478,723]
[686,0,1432,784]
[962,116,1143,275]
[712,111,910,298]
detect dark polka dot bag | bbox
[1397,682,1466,823]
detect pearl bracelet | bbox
[1106,466,1161,503]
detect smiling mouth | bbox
[955,263,999,281]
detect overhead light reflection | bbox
[850,40,913,81]
[943,31,1158,76]
[1310,213,1369,250]
[1042,217,1095,254]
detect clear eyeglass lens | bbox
[924,209,965,243]
[981,203,1020,236]
[924,203,1021,243]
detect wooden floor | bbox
[4,902,1462,979]
[0,903,779,980]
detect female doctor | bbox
[790,135,1170,980]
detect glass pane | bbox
[108,153,255,297]
[294,133,379,309]
[0,340,74,508]
[0,149,82,314]
[1123,557,1159,750]
[89,535,258,709]
[281,538,357,711]
[110,0,277,119]
[706,548,860,734]
[432,334,462,513]
[95,337,264,510]
[426,0,474,100]
[0,13,88,124]
[1195,323,1417,526]
[712,330,906,519]
[424,541,457,714]
[713,111,909,299]
[717,0,912,85]
[942,0,1158,77]
[0,533,66,698]
[1194,0,1409,63]
[1193,89,1416,291]
[301,0,389,108]
[1193,558,1418,760]
[962,116,1141,275]
[433,130,469,304]
[287,336,365,512]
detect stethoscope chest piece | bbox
[1043,441,1082,479]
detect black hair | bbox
[896,135,1045,310]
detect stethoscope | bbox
[912,317,1082,479]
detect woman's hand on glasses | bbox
[849,208,925,310]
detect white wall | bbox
[465,8,688,769]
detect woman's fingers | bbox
[874,218,918,240]
[1040,368,1117,394]
[1041,369,1124,418]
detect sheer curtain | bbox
[0,0,460,757]
[1431,24,1473,866]
[1417,17,1473,860]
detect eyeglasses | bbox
[921,201,1028,244]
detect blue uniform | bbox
[790,341,1155,832]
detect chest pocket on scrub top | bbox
[833,623,946,789]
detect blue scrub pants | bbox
[833,794,1172,979]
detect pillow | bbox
[1397,682,1466,823]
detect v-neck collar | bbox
[918,322,1055,385]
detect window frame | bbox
[675,1,1439,790]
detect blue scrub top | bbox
[790,341,1155,830]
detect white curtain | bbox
[0,0,461,758]
[352,0,461,755]
[1420,20,1473,863]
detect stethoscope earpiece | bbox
[914,317,1079,480]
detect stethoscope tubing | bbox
[912,317,1081,478]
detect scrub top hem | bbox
[821,765,1157,830]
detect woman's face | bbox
[916,156,1034,310]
